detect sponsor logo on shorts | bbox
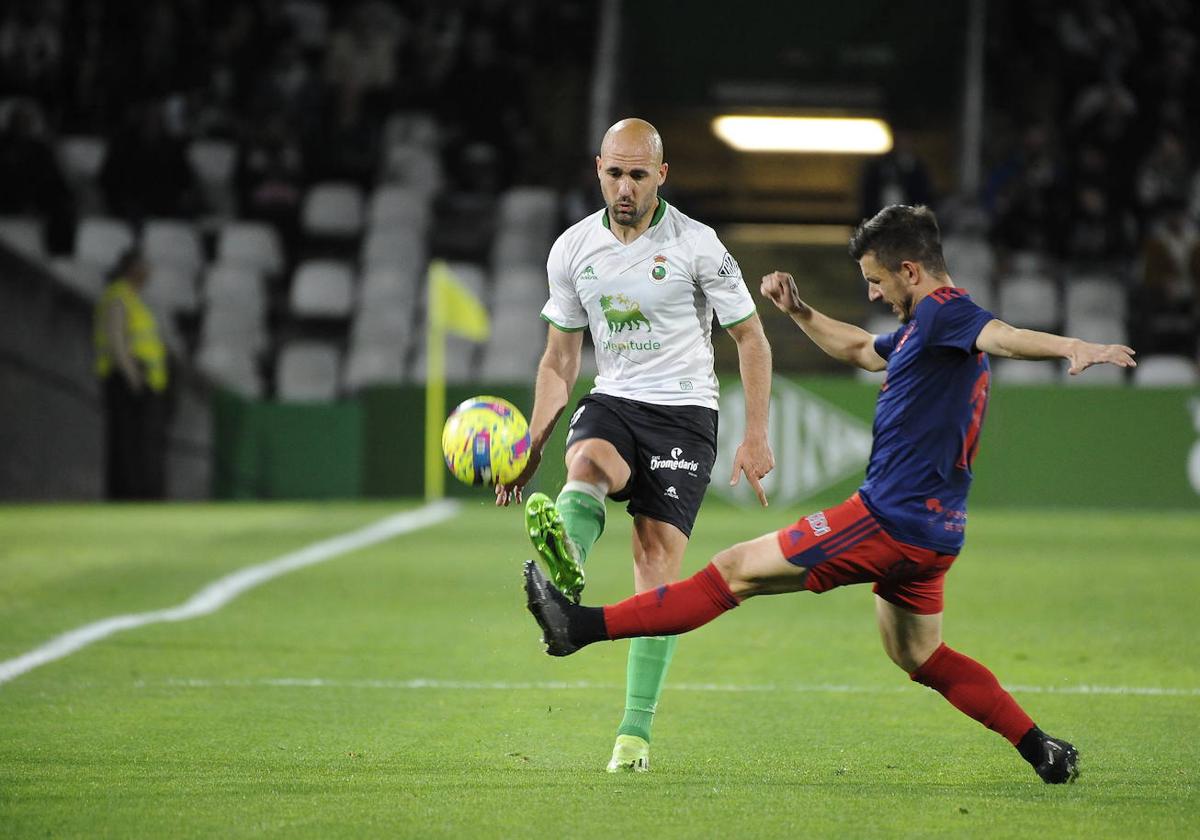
[805,511,831,537]
[650,449,700,473]
[664,486,679,499]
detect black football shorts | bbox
[564,393,718,537]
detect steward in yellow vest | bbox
[95,263,168,392]
[94,249,169,499]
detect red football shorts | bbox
[775,492,957,615]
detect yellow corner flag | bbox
[425,260,491,500]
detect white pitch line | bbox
[0,501,461,687]
[140,677,1200,698]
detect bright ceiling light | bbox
[712,116,893,154]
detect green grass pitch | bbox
[1,500,1197,838]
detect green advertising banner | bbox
[211,379,1200,510]
[714,379,1200,511]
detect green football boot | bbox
[606,734,650,773]
[524,492,585,603]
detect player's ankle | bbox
[571,604,607,646]
[1015,726,1045,765]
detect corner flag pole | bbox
[424,264,446,502]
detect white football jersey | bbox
[541,200,756,409]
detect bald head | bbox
[600,118,664,166]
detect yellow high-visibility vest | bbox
[94,279,168,392]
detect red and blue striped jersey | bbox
[859,287,995,554]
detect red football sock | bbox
[603,562,740,640]
[910,643,1035,745]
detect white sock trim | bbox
[560,480,606,505]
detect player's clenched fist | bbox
[760,271,802,314]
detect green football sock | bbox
[617,635,679,743]
[555,482,606,565]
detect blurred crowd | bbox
[0,0,592,258]
[983,0,1200,356]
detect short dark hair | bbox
[848,204,947,276]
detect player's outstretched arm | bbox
[760,271,886,371]
[726,315,774,506]
[495,326,584,506]
[975,319,1137,375]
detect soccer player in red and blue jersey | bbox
[524,204,1137,784]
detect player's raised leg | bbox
[524,529,805,656]
[608,516,689,772]
[526,437,630,602]
[877,597,1080,784]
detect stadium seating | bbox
[57,135,107,214]
[216,221,284,276]
[361,228,428,274]
[407,333,477,384]
[142,219,204,275]
[203,263,267,310]
[1131,354,1199,386]
[382,111,441,150]
[991,358,1059,384]
[275,341,341,401]
[358,264,422,310]
[379,142,443,194]
[0,216,45,260]
[76,216,135,269]
[144,264,199,314]
[343,342,408,391]
[481,301,543,381]
[940,232,996,312]
[997,272,1059,331]
[187,138,238,219]
[199,299,268,354]
[1064,273,1126,322]
[350,304,412,348]
[492,266,549,310]
[54,217,136,298]
[289,259,355,318]
[194,342,264,398]
[301,182,365,239]
[368,185,433,235]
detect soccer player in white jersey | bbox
[495,118,775,772]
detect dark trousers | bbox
[103,376,167,500]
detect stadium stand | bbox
[0,216,45,260]
[1131,354,1199,387]
[276,341,342,402]
[289,259,355,319]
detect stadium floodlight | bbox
[712,115,893,154]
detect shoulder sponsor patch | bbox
[717,252,741,279]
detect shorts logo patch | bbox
[650,449,700,474]
[664,486,679,499]
[805,511,831,537]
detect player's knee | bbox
[566,441,620,487]
[712,543,760,596]
[882,635,941,673]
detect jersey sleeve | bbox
[873,327,902,360]
[539,235,588,332]
[928,294,995,353]
[695,229,756,328]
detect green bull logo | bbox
[600,293,652,333]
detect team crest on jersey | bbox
[649,254,669,285]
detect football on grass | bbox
[441,395,531,486]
